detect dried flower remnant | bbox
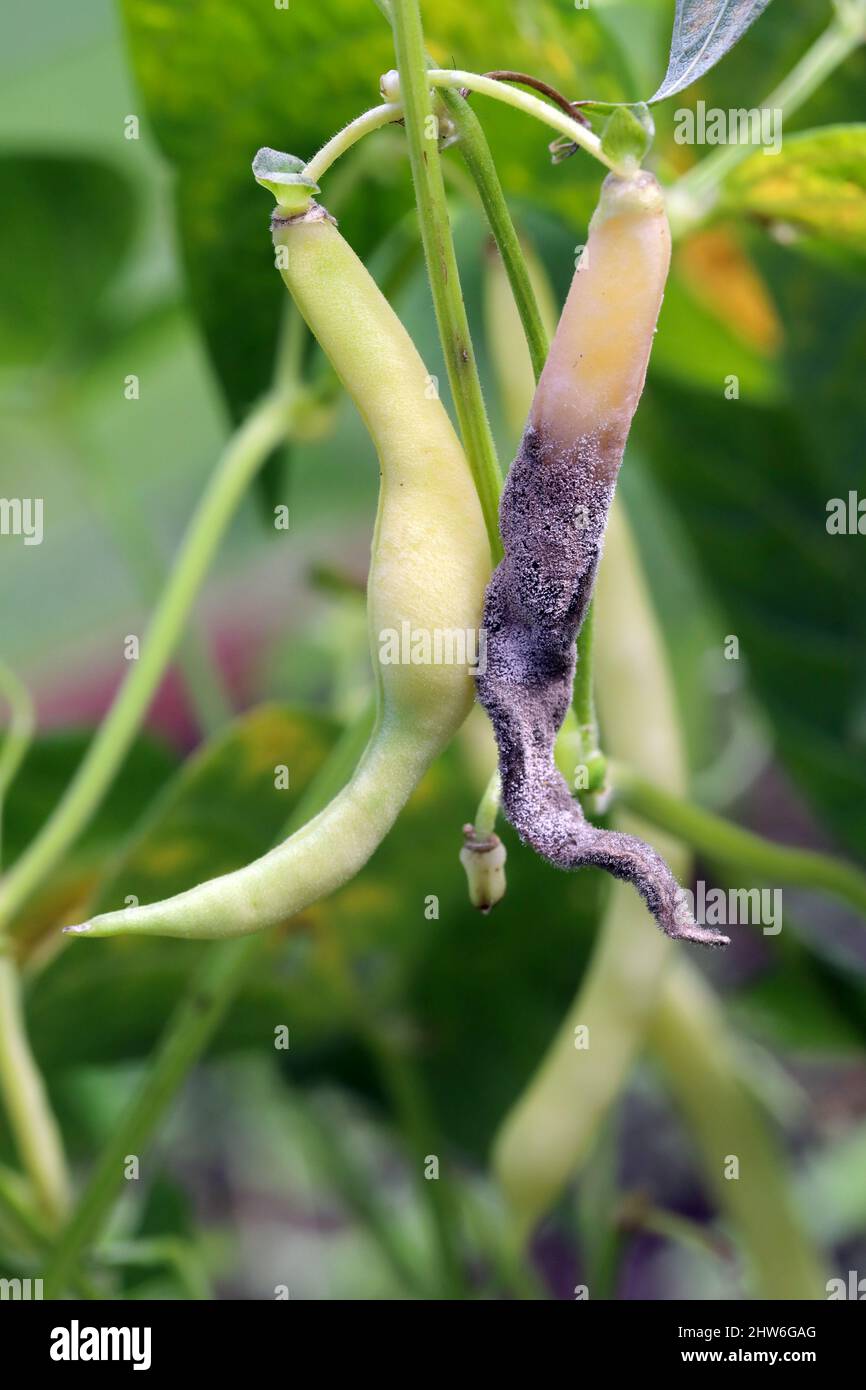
[477,172,728,947]
[460,823,507,913]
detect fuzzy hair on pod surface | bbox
[477,173,728,948]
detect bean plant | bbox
[1,0,866,1302]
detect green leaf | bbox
[251,147,319,214]
[29,702,603,1157]
[650,0,774,103]
[117,0,629,433]
[600,103,654,168]
[723,126,866,258]
[0,153,137,366]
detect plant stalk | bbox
[0,661,35,872]
[41,935,251,1297]
[427,70,614,171]
[0,394,290,936]
[613,763,866,920]
[441,89,549,382]
[650,962,827,1298]
[304,102,403,184]
[0,958,71,1228]
[390,0,503,562]
[41,701,374,1296]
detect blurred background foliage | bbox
[1,0,866,1299]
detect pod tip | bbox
[62,917,118,939]
[252,147,319,214]
[596,169,665,223]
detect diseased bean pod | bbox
[67,166,489,941]
[477,171,728,947]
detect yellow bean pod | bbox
[68,196,488,941]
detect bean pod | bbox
[69,186,489,940]
[477,172,728,947]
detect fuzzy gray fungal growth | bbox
[477,172,728,948]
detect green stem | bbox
[40,701,374,1297]
[427,70,614,172]
[460,1187,546,1298]
[88,457,232,739]
[441,89,549,382]
[0,1164,100,1299]
[613,763,866,920]
[311,885,468,1296]
[0,1161,51,1250]
[473,769,501,838]
[0,394,289,936]
[284,1089,433,1297]
[0,661,35,872]
[625,1202,732,1263]
[98,1237,212,1301]
[0,958,71,1228]
[668,10,865,235]
[650,963,826,1298]
[389,14,553,401]
[42,935,251,1298]
[55,395,232,740]
[390,0,503,562]
[573,600,598,750]
[304,102,403,184]
[367,1033,468,1298]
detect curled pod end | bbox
[668,887,731,949]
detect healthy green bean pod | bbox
[67,169,489,941]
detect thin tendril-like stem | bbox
[0,958,71,1228]
[613,762,866,920]
[41,703,374,1297]
[0,661,35,873]
[304,102,402,184]
[390,0,503,561]
[426,70,615,172]
[0,394,290,937]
